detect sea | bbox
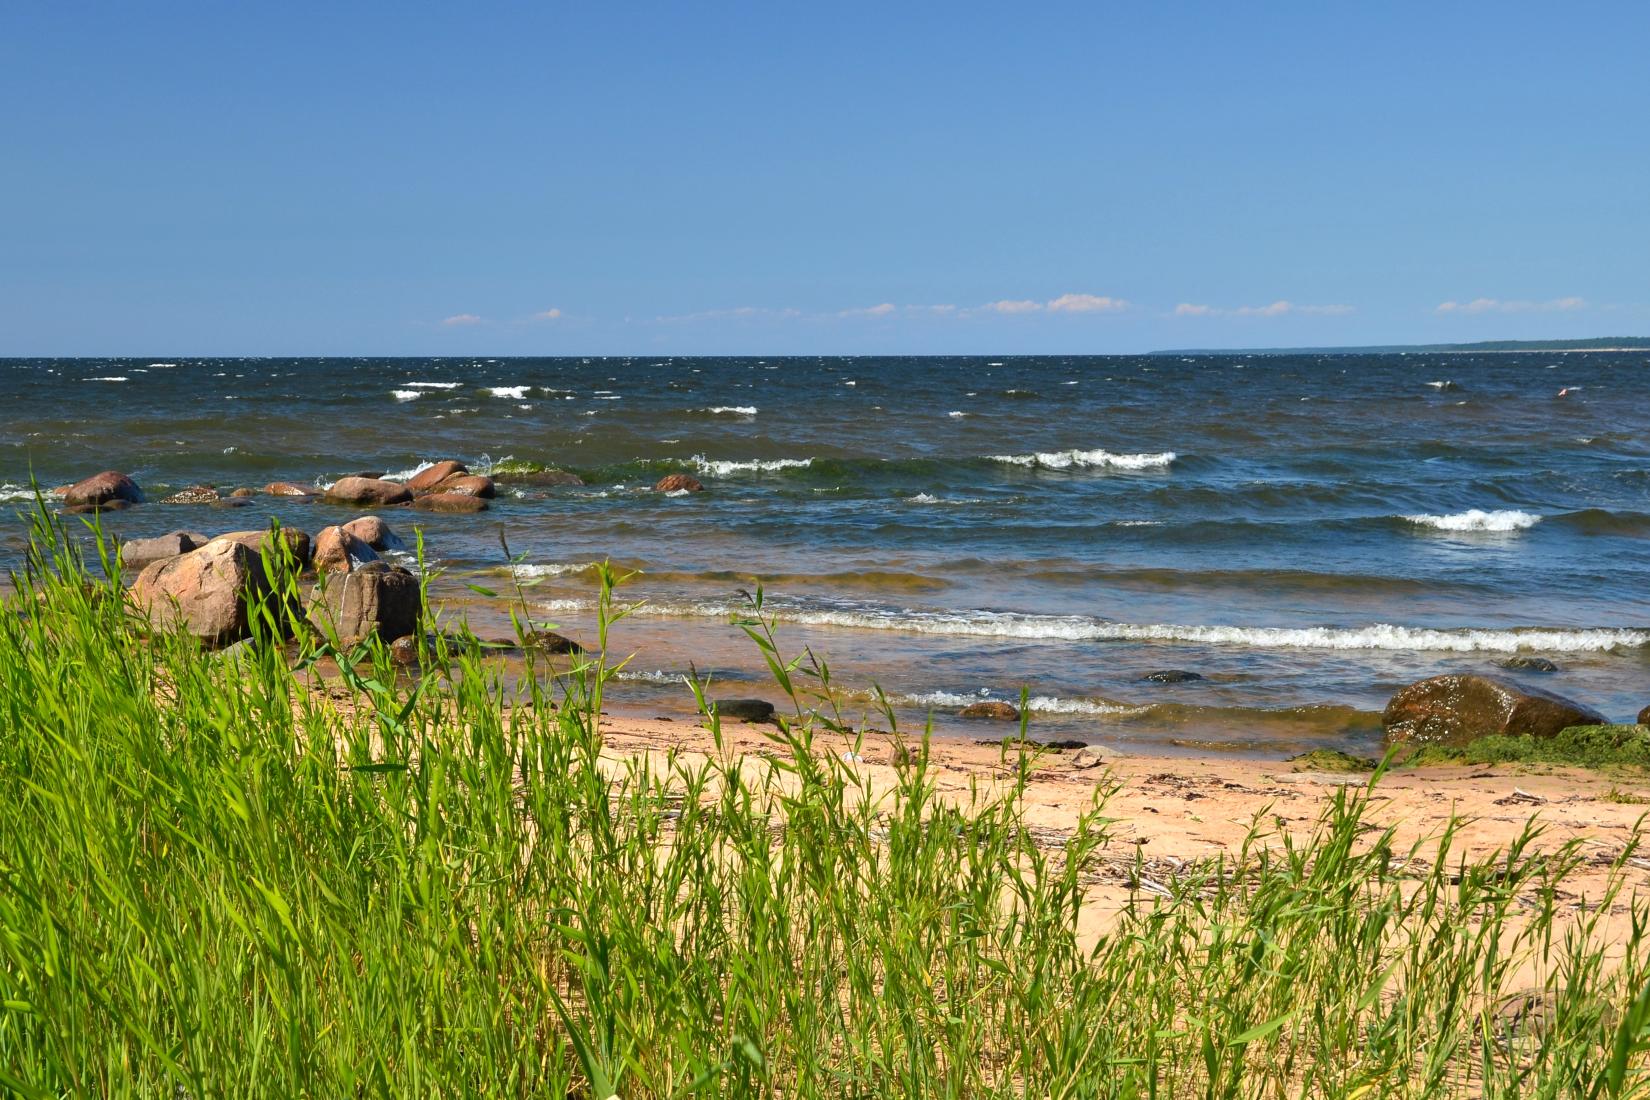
[4,354,1648,757]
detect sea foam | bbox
[989,448,1175,470]
[1404,509,1542,532]
[690,455,813,476]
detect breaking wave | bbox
[1404,509,1542,532]
[989,448,1176,470]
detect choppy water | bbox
[5,354,1649,755]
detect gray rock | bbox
[714,698,776,722]
[1497,655,1560,673]
[307,561,421,644]
[119,530,203,574]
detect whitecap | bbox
[513,561,599,580]
[703,406,758,416]
[542,597,1648,653]
[690,455,813,476]
[989,448,1175,470]
[84,376,128,383]
[392,389,421,402]
[403,381,462,389]
[486,385,530,399]
[1404,509,1541,533]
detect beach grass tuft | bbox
[2,505,1649,1095]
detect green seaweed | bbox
[1286,748,1377,772]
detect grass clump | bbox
[3,507,1650,1095]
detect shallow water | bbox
[5,353,1648,754]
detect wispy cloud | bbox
[1173,300,1354,318]
[533,307,563,321]
[1046,293,1129,314]
[838,302,897,318]
[1435,296,1585,315]
[441,313,484,326]
[981,299,1044,314]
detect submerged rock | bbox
[407,460,467,493]
[654,474,704,493]
[960,701,1022,721]
[63,471,143,509]
[1382,674,1606,748]
[714,698,776,723]
[1498,655,1560,673]
[129,539,271,646]
[523,629,581,654]
[265,481,320,497]
[341,515,403,551]
[502,468,585,487]
[323,477,413,507]
[1142,670,1204,684]
[413,492,488,513]
[308,561,421,644]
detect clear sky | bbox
[3,2,1647,356]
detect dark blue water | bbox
[5,354,1648,754]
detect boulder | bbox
[1142,670,1204,684]
[65,500,133,514]
[265,481,320,497]
[212,528,312,570]
[389,635,420,666]
[211,497,254,509]
[129,539,271,645]
[312,525,379,573]
[160,485,219,505]
[523,629,581,654]
[119,531,204,574]
[341,515,404,551]
[1497,656,1560,673]
[432,473,496,498]
[229,487,255,498]
[62,471,143,509]
[308,562,421,644]
[1382,674,1607,748]
[407,461,468,493]
[714,698,776,723]
[960,701,1022,721]
[654,474,704,493]
[1640,705,1650,726]
[413,492,489,514]
[323,477,413,507]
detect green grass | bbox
[3,506,1650,1096]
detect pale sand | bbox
[592,709,1650,960]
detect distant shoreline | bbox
[1152,336,1650,356]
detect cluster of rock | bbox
[50,462,708,518]
[123,515,419,649]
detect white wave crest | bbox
[486,385,530,399]
[990,448,1175,470]
[403,381,462,389]
[84,376,128,383]
[690,455,813,476]
[147,362,178,368]
[1404,509,1542,532]
[383,460,437,482]
[392,389,421,402]
[703,406,758,416]
[0,483,41,502]
[513,561,599,579]
[541,597,1647,653]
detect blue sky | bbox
[3,2,1646,355]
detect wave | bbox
[510,561,600,579]
[403,381,462,389]
[1553,508,1650,537]
[392,389,421,401]
[1403,509,1542,532]
[84,376,128,383]
[382,460,437,482]
[0,483,42,502]
[905,493,985,505]
[700,406,757,416]
[486,385,530,399]
[539,596,1648,653]
[989,448,1175,470]
[691,455,814,476]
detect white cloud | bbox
[441,313,483,326]
[838,302,897,318]
[1046,293,1129,314]
[1174,300,1354,318]
[982,299,1044,314]
[1435,296,1585,315]
[533,307,563,321]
